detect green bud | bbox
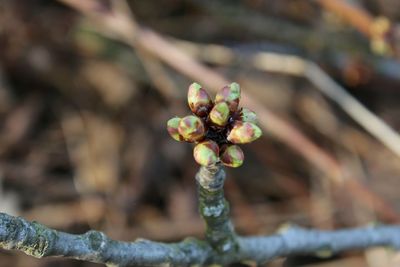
[215,82,241,112]
[227,122,262,144]
[220,145,244,168]
[187,82,213,117]
[178,115,205,142]
[167,117,184,141]
[209,102,230,126]
[240,108,257,124]
[193,140,219,166]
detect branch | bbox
[2,212,400,266]
[196,164,239,255]
[316,0,373,37]
[239,224,400,263]
[3,166,399,266]
[0,212,211,266]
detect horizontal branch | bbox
[0,212,210,266]
[1,212,400,266]
[239,224,400,263]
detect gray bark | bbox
[1,212,400,266]
[1,165,400,266]
[196,164,239,256]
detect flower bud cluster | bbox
[167,82,262,168]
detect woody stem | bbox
[196,163,239,256]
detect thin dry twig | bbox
[316,0,397,55]
[317,0,373,37]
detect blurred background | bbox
[1,0,400,266]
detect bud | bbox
[240,108,257,124]
[178,115,205,142]
[220,145,244,168]
[187,82,213,117]
[209,102,230,126]
[167,117,184,141]
[193,140,219,166]
[227,121,262,144]
[215,82,241,112]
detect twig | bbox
[305,62,400,158]
[189,0,368,56]
[196,164,238,255]
[254,52,400,160]
[0,160,399,266]
[0,212,210,266]
[316,0,396,56]
[239,224,400,263]
[316,0,373,37]
[2,211,400,266]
